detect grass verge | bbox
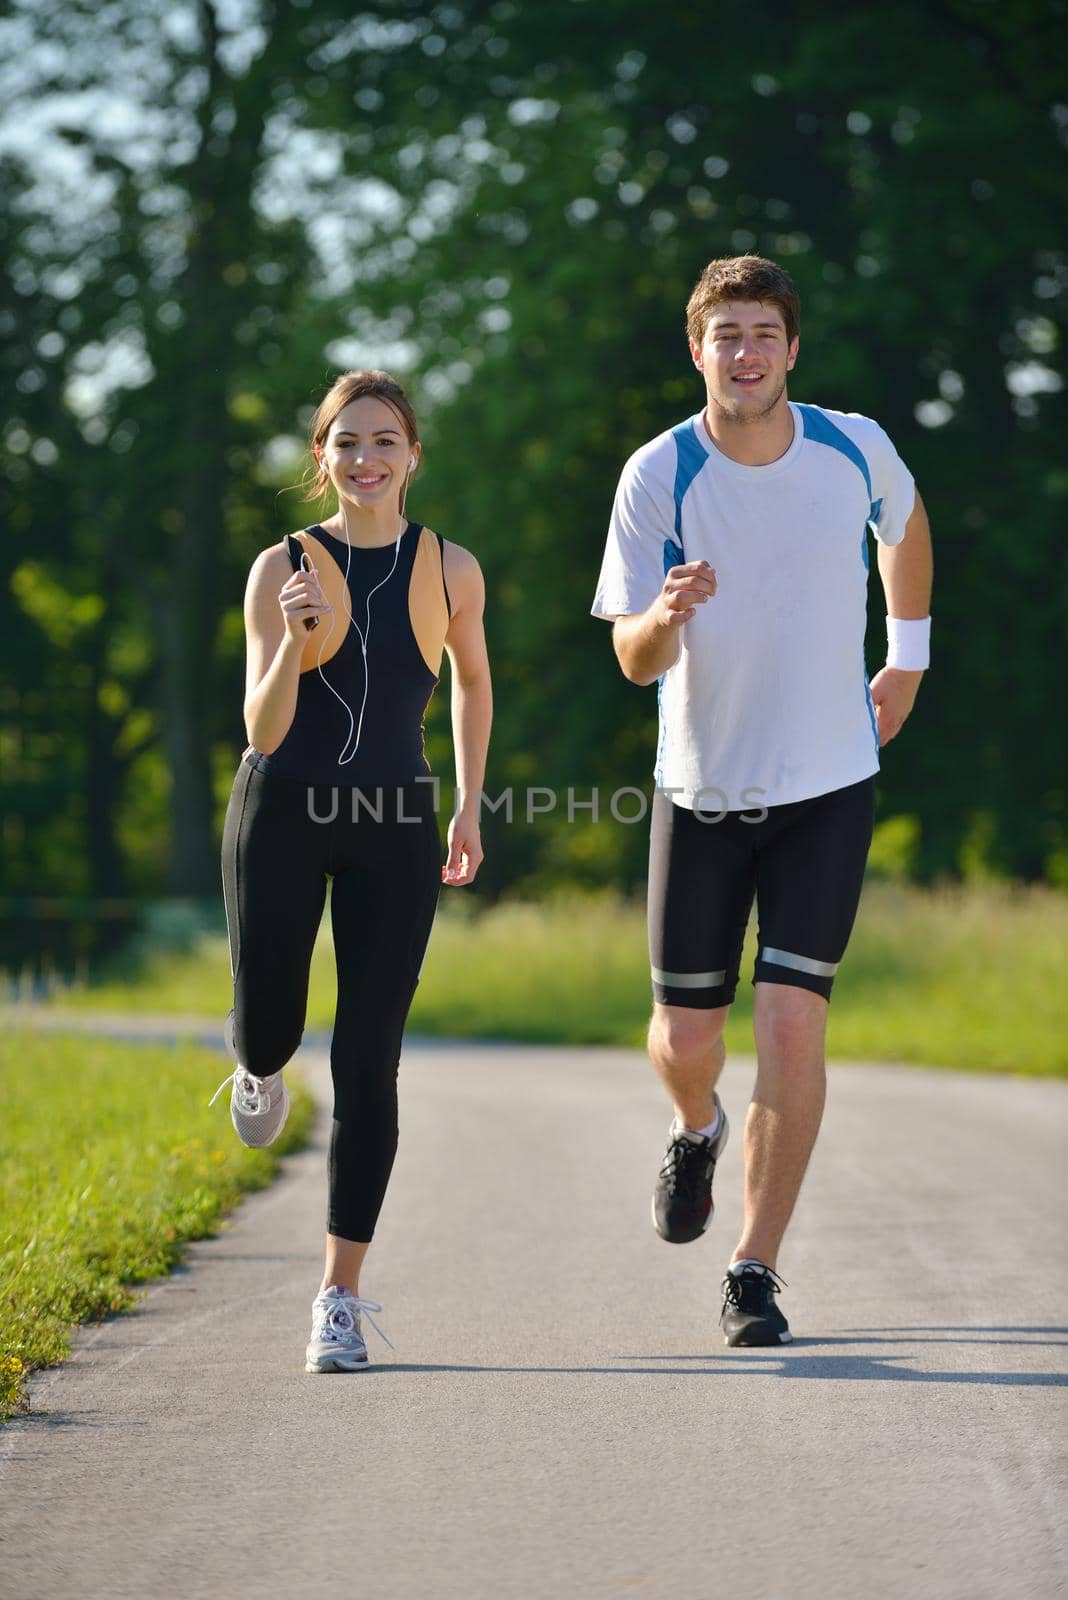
[21,881,1068,1076]
[0,1031,314,1423]
[410,882,1068,1075]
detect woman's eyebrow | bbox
[334,428,402,438]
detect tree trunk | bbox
[164,0,258,895]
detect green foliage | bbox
[380,0,1068,889]
[867,815,921,879]
[0,1031,314,1422]
[1,0,1065,936]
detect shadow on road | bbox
[362,1356,1068,1386]
[11,1333,1064,1435]
[16,1355,1064,1436]
[842,1325,1068,1338]
[790,1331,1068,1348]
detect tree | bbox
[349,0,1068,884]
[3,0,1065,942]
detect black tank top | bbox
[244,520,452,786]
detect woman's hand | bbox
[443,803,483,885]
[279,562,333,641]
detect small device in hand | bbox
[299,552,319,630]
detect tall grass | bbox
[18,881,1068,1076]
[410,882,1068,1075]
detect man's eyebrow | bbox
[709,320,783,332]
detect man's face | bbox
[690,300,799,423]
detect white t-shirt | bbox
[591,401,916,810]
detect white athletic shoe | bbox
[208,1009,291,1148]
[305,1286,394,1374]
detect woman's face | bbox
[317,395,419,511]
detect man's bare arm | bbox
[611,560,717,685]
[877,488,932,621]
[869,489,933,745]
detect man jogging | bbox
[591,255,932,1346]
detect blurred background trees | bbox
[2,0,1066,967]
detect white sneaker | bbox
[304,1286,394,1374]
[208,1009,290,1148]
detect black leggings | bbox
[220,756,441,1241]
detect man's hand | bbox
[869,666,923,746]
[654,560,717,626]
[612,560,717,684]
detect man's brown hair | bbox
[685,255,800,347]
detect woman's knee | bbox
[235,1011,302,1079]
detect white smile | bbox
[349,474,387,487]
[732,373,764,384]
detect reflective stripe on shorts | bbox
[651,966,727,989]
[759,947,840,979]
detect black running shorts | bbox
[647,776,876,1008]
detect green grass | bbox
[410,882,1068,1075]
[0,1031,314,1422]
[23,881,1068,1076]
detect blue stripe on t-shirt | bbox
[795,403,873,502]
[658,423,708,787]
[670,420,708,543]
[863,669,880,753]
[799,404,884,760]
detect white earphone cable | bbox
[303,461,414,766]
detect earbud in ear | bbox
[408,457,417,473]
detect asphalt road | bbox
[2,1030,1066,1600]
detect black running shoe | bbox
[652,1096,729,1243]
[720,1262,792,1346]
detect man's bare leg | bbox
[648,1001,732,1243]
[731,982,828,1273]
[647,1001,730,1129]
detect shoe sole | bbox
[233,1090,291,1149]
[304,1357,369,1373]
[723,1327,793,1347]
[223,1014,291,1148]
[651,1110,730,1243]
[651,1194,711,1243]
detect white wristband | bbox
[886,615,930,671]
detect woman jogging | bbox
[212,369,491,1372]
